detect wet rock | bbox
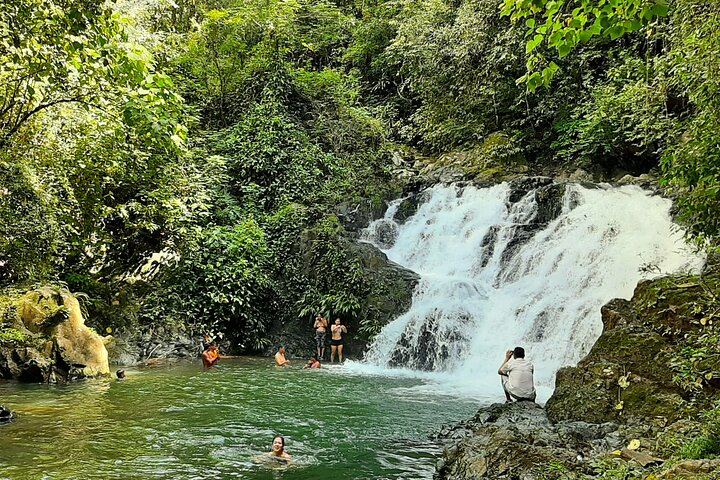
[508,176,554,203]
[106,332,201,366]
[493,180,566,271]
[616,173,658,189]
[369,220,399,249]
[336,199,387,233]
[0,404,14,424]
[393,195,422,225]
[545,273,719,426]
[435,402,622,480]
[389,311,470,371]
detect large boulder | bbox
[0,287,110,382]
[546,269,719,425]
[435,402,624,480]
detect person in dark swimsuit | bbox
[330,319,347,363]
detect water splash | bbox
[359,182,704,401]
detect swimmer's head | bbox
[116,369,126,379]
[272,436,285,452]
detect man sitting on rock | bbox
[498,346,536,403]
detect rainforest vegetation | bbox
[1,0,719,352]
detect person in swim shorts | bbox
[313,313,328,360]
[330,319,347,363]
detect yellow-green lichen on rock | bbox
[0,286,109,382]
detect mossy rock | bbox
[0,286,109,382]
[548,265,720,426]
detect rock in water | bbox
[0,405,14,424]
[0,287,110,382]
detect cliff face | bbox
[436,256,720,479]
[264,236,419,359]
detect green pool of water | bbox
[0,358,478,479]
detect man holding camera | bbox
[498,346,536,403]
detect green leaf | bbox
[650,3,669,16]
[526,34,544,53]
[605,25,626,40]
[527,71,543,91]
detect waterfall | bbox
[357,182,704,402]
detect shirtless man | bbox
[274,346,290,367]
[313,313,329,360]
[202,344,220,368]
[330,319,347,363]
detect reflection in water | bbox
[0,358,476,480]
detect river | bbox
[0,358,478,479]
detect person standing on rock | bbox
[330,319,348,363]
[498,346,536,402]
[313,313,329,360]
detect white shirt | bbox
[500,357,535,399]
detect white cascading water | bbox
[352,183,704,403]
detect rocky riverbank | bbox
[435,256,720,479]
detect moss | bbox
[0,327,27,343]
[549,265,720,426]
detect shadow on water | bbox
[0,357,477,480]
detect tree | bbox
[500,0,670,89]
[0,0,187,151]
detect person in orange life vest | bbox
[202,344,220,368]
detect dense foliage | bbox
[2,0,720,352]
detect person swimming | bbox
[268,435,292,462]
[304,356,321,369]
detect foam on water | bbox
[357,183,704,402]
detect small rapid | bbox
[358,182,704,402]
